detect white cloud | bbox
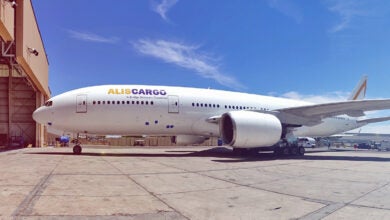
[152,0,178,22]
[327,0,366,33]
[132,39,244,90]
[279,91,348,103]
[267,0,303,23]
[67,30,119,44]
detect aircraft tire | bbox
[298,146,305,156]
[73,145,82,155]
[291,147,298,155]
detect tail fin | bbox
[348,75,368,100]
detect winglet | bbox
[348,75,368,100]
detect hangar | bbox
[0,0,49,148]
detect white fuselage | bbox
[33,85,360,139]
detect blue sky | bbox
[33,0,390,133]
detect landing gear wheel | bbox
[73,145,82,155]
[298,146,305,156]
[291,147,298,155]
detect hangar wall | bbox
[0,0,49,148]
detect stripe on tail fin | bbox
[348,75,367,100]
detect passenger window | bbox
[136,101,139,105]
[151,101,154,105]
[132,101,135,104]
[127,101,130,104]
[108,101,111,104]
[146,101,149,105]
[122,101,125,104]
[102,101,105,104]
[141,101,144,105]
[93,101,96,105]
[98,101,101,104]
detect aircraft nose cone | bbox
[33,106,49,125]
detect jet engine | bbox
[173,135,208,145]
[220,111,282,148]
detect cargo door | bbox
[76,94,87,113]
[168,95,179,113]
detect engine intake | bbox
[220,111,282,148]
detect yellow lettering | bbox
[109,88,134,95]
[108,89,115,94]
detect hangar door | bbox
[76,95,87,113]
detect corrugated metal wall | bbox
[0,65,36,147]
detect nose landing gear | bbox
[73,145,82,154]
[72,136,82,155]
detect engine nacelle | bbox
[173,135,208,145]
[220,111,282,148]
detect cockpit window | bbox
[44,101,53,107]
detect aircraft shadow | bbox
[26,147,390,163]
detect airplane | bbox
[33,76,390,155]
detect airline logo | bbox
[107,88,167,96]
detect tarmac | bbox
[0,146,389,220]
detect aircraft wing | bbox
[273,99,390,126]
[357,116,390,125]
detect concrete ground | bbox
[0,146,389,220]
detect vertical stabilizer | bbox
[348,75,367,100]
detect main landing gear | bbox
[273,140,305,156]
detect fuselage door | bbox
[168,95,179,113]
[76,94,87,113]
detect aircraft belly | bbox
[57,110,197,135]
[191,118,219,136]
